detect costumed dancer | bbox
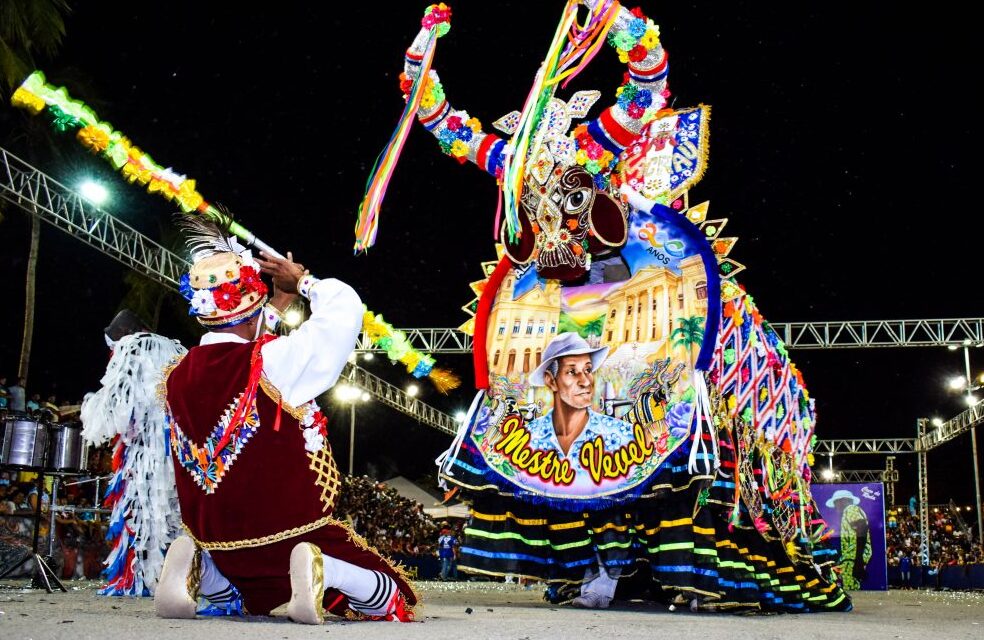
[81,309,186,596]
[378,1,851,613]
[154,219,416,623]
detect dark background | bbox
[0,1,980,506]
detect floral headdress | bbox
[176,215,269,328]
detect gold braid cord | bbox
[157,354,186,412]
[182,515,338,550]
[308,445,342,513]
[736,421,764,522]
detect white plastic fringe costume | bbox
[81,332,186,596]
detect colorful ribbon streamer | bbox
[353,4,451,253]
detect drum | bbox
[0,415,48,468]
[45,422,88,473]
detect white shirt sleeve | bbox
[260,277,363,407]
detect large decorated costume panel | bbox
[462,191,721,506]
[354,1,850,613]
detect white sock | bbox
[581,563,620,599]
[322,555,397,616]
[199,550,236,603]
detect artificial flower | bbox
[179,273,195,301]
[613,31,636,52]
[302,426,325,453]
[450,139,469,158]
[77,125,110,152]
[628,18,648,38]
[213,282,242,311]
[640,28,660,49]
[191,289,217,316]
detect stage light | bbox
[966,394,979,407]
[948,375,967,390]
[407,384,419,397]
[455,411,467,423]
[932,417,944,428]
[334,384,360,402]
[361,392,371,402]
[363,353,375,361]
[820,468,836,481]
[79,180,108,204]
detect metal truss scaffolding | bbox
[917,419,930,565]
[815,468,899,485]
[0,146,456,430]
[354,320,984,353]
[0,146,186,288]
[813,439,916,455]
[334,363,458,436]
[814,456,899,508]
[917,402,984,451]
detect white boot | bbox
[286,542,325,624]
[155,536,200,619]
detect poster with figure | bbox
[813,483,888,591]
[467,194,719,505]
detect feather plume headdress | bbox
[175,211,268,328]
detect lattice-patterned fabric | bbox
[308,444,342,512]
[714,293,815,475]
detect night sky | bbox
[1,1,980,506]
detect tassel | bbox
[688,370,719,474]
[428,367,462,394]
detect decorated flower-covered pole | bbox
[10,70,460,392]
[10,71,283,258]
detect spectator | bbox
[899,553,911,589]
[26,393,41,413]
[438,522,459,581]
[7,377,26,412]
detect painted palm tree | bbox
[581,315,605,338]
[671,315,704,367]
[580,315,606,347]
[0,0,72,382]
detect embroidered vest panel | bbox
[166,341,339,545]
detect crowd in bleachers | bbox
[0,464,110,579]
[886,504,982,568]
[334,475,440,557]
[0,375,83,422]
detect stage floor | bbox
[1,580,981,639]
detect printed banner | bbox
[812,482,888,591]
[468,202,717,502]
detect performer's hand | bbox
[257,251,307,294]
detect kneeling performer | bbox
[155,226,415,623]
